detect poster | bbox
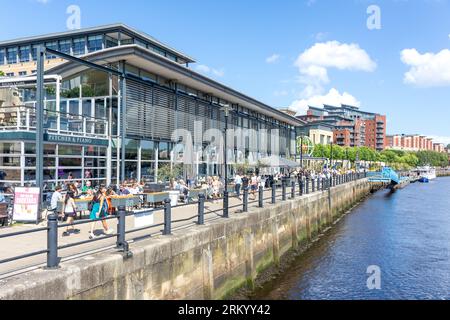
[13,187,40,222]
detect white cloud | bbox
[286,88,361,115]
[295,41,376,96]
[401,48,450,87]
[195,64,224,77]
[266,54,281,64]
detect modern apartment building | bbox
[0,24,302,188]
[386,134,445,152]
[297,104,387,151]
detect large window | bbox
[0,49,5,65]
[87,35,103,53]
[6,47,17,64]
[19,46,30,63]
[59,39,71,55]
[31,45,39,61]
[45,42,58,59]
[73,37,86,55]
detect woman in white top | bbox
[62,191,80,237]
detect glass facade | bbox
[6,47,17,64]
[19,46,30,63]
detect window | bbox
[45,42,58,59]
[158,142,170,160]
[59,39,71,54]
[19,46,30,62]
[141,70,156,83]
[31,45,39,61]
[0,142,21,154]
[73,38,86,55]
[19,71,27,76]
[125,139,139,160]
[6,73,14,77]
[87,35,103,52]
[58,145,82,156]
[141,140,155,160]
[0,49,5,65]
[6,47,17,64]
[105,36,118,48]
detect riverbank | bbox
[243,176,450,300]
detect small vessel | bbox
[415,166,436,183]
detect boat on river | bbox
[414,166,436,183]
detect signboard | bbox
[13,187,41,223]
[134,210,154,229]
[45,134,109,146]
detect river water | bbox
[254,177,450,300]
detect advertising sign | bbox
[13,187,41,222]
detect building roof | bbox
[0,23,195,63]
[47,45,303,127]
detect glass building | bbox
[0,24,302,190]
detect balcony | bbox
[0,104,109,138]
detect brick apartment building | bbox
[386,134,446,153]
[297,104,387,151]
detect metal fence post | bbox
[258,186,264,208]
[243,187,248,212]
[163,199,172,235]
[46,213,59,269]
[223,190,229,218]
[282,178,287,201]
[198,194,205,225]
[299,177,303,196]
[312,178,315,193]
[291,180,296,199]
[272,181,276,204]
[116,206,126,249]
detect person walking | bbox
[234,173,243,200]
[62,191,80,237]
[50,185,63,219]
[250,173,258,200]
[89,187,114,239]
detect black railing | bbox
[0,172,368,270]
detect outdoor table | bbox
[142,192,170,207]
[187,189,207,203]
[110,195,140,208]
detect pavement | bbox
[0,187,294,279]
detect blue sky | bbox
[2,0,450,144]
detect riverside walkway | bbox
[0,174,363,279]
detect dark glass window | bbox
[158,142,170,160]
[0,143,21,154]
[0,49,5,65]
[87,35,103,53]
[6,47,17,64]
[45,42,58,59]
[141,140,155,160]
[125,139,139,160]
[59,40,71,54]
[73,38,86,55]
[19,46,30,62]
[58,145,82,156]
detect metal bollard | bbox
[272,182,276,204]
[282,178,287,201]
[258,186,264,208]
[116,206,126,250]
[198,194,205,225]
[306,178,310,194]
[163,199,172,235]
[223,190,229,218]
[291,180,296,199]
[312,178,315,192]
[46,213,59,269]
[243,188,248,212]
[299,178,303,196]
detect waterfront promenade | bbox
[0,185,304,278]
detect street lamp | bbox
[330,142,334,169]
[221,105,232,218]
[300,136,304,169]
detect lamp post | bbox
[221,105,232,218]
[300,136,304,169]
[330,142,334,169]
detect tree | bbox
[0,71,5,77]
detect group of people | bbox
[50,182,115,239]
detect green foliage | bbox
[157,163,184,182]
[0,71,5,77]
[312,144,448,168]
